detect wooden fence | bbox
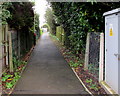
[0,25,13,72]
[1,24,39,73]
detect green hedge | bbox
[51,2,120,54]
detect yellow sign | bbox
[109,28,113,36]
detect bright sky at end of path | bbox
[35,0,49,27]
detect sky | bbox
[35,0,49,27]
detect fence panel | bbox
[11,30,19,58]
[1,25,35,72]
[88,32,100,80]
[19,31,34,59]
[11,30,34,59]
[20,31,26,58]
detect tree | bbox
[34,13,40,40]
[44,7,57,35]
[6,2,34,31]
[1,2,12,25]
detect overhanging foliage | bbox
[50,2,120,54]
[2,2,34,31]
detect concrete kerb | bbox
[72,68,93,96]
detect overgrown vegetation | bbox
[35,13,40,40]
[2,2,34,30]
[2,58,27,94]
[2,72,21,89]
[0,2,12,24]
[49,2,120,54]
[12,57,27,70]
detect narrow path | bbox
[12,32,88,95]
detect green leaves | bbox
[14,72,21,82]
[89,83,98,91]
[1,2,12,24]
[44,7,56,35]
[13,57,27,70]
[51,2,88,53]
[51,2,120,54]
[6,82,13,89]
[2,74,12,81]
[85,78,99,91]
[69,61,79,68]
[2,72,21,89]
[69,59,83,68]
[2,57,26,90]
[2,2,34,30]
[86,79,92,83]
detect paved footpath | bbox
[12,32,88,95]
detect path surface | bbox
[12,32,88,95]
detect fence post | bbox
[56,27,58,39]
[84,33,90,70]
[0,4,2,94]
[60,26,62,42]
[18,31,21,59]
[8,31,14,72]
[62,28,64,45]
[0,15,2,77]
[99,33,104,82]
[5,25,8,66]
[59,26,62,42]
